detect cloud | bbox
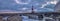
[40,0,58,8]
[22,8,28,10]
[40,2,50,8]
[15,0,31,4]
[50,1,58,4]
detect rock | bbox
[8,15,22,21]
[0,16,3,21]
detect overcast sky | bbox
[0,0,59,13]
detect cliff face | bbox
[55,1,60,12]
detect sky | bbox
[0,0,59,13]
